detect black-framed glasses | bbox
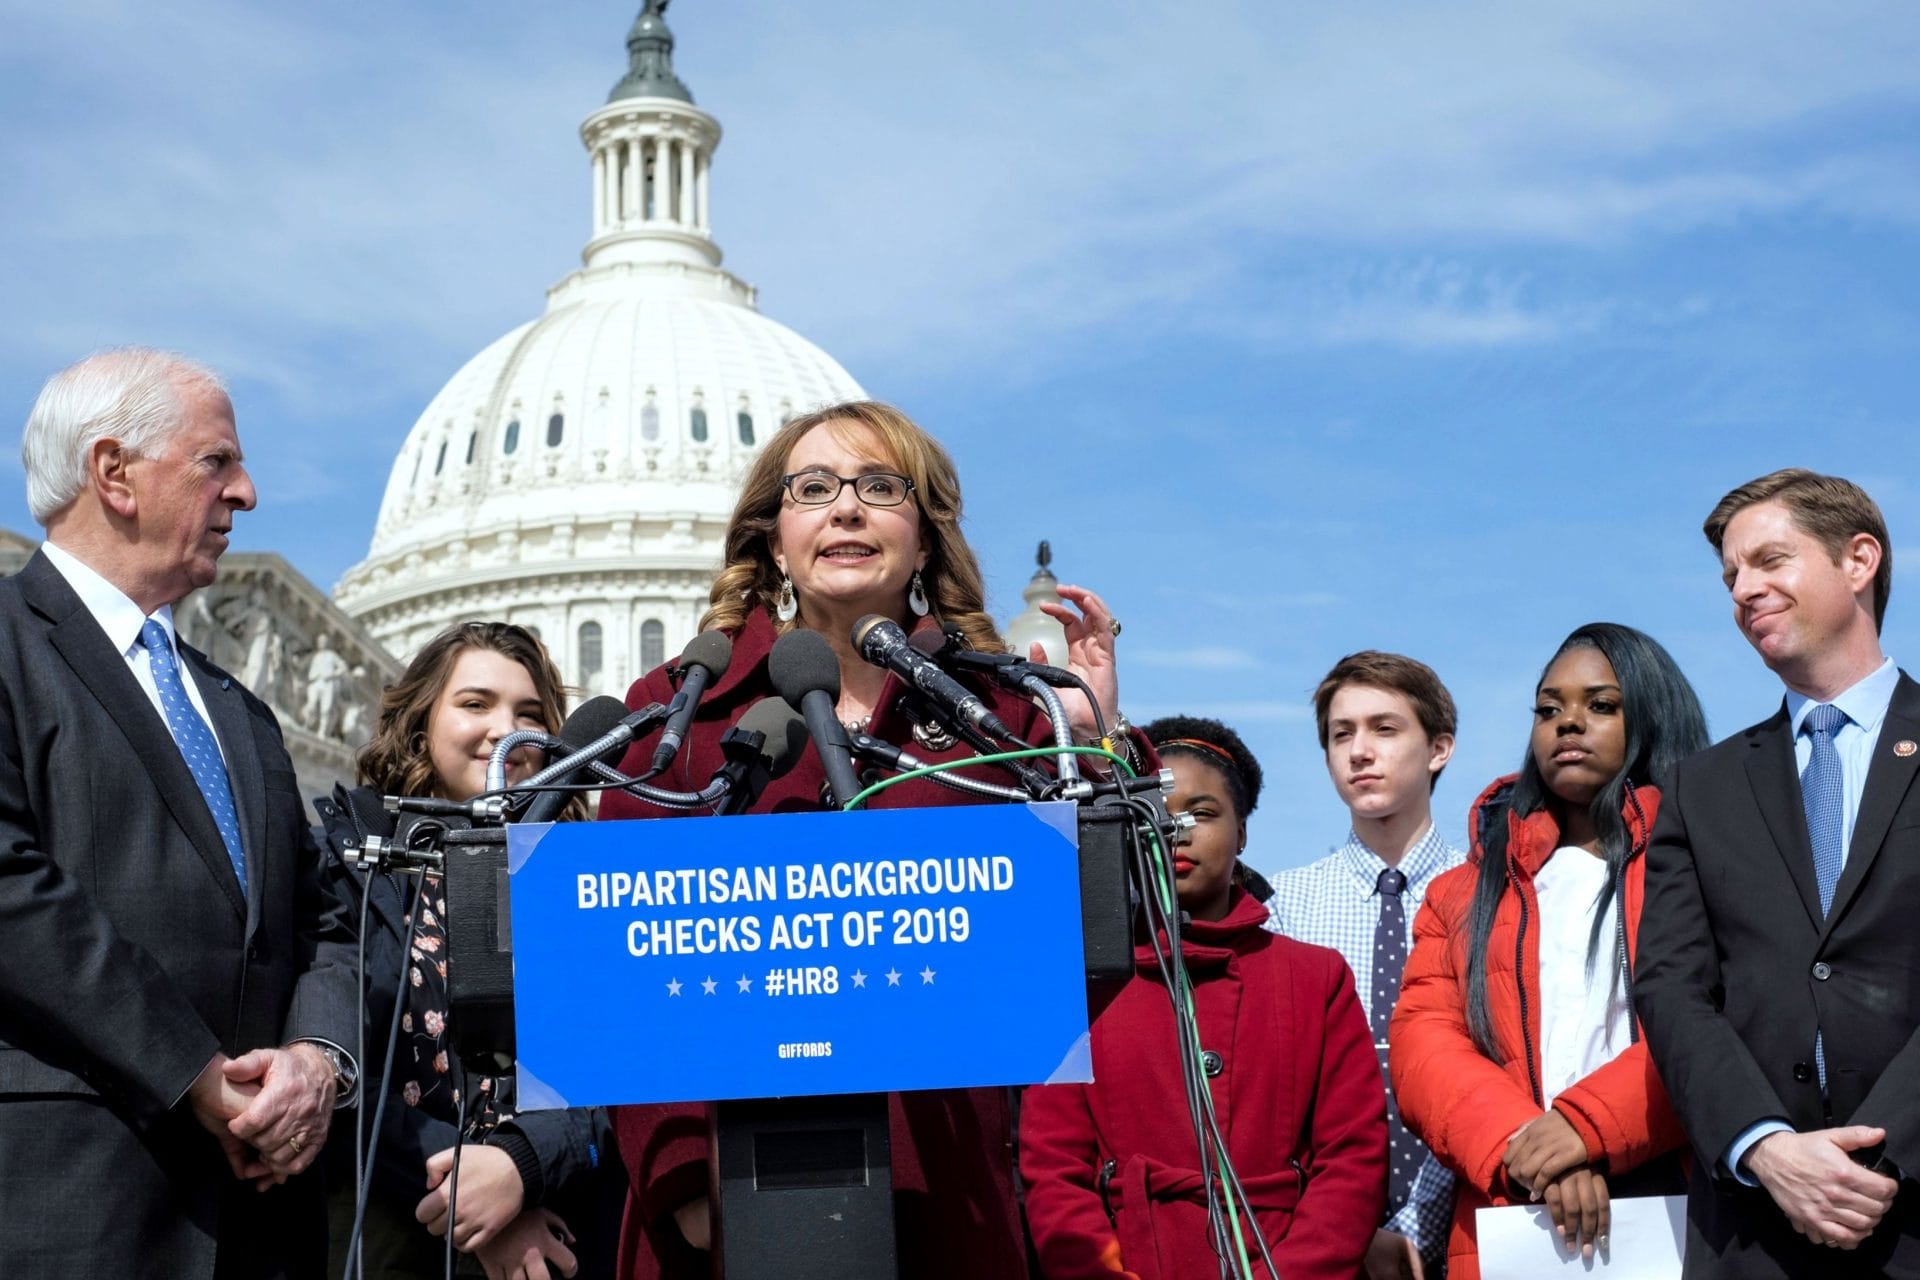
[780,470,916,508]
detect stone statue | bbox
[302,635,351,738]
[1037,540,1052,572]
[645,0,670,15]
[242,614,284,697]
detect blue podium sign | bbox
[507,802,1093,1108]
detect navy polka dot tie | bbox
[140,620,247,899]
[1374,866,1416,1211]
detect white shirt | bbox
[1532,844,1631,1103]
[40,540,228,767]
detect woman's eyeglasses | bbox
[780,470,916,508]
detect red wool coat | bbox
[1020,891,1387,1280]
[1387,777,1688,1280]
[600,608,1120,1280]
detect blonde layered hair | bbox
[700,401,1008,653]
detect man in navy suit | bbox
[0,349,358,1278]
[1637,468,1917,1277]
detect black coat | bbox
[314,785,626,1274]
[0,550,358,1279]
[1635,673,1920,1278]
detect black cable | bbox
[1125,801,1238,1275]
[445,1073,466,1280]
[1124,794,1268,1279]
[345,871,374,1280]
[343,873,427,1280]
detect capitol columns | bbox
[678,135,695,224]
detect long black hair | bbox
[1463,623,1708,1060]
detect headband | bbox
[1159,737,1239,770]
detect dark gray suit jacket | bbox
[1636,672,1920,1278]
[0,550,357,1279]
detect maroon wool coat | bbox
[1021,891,1387,1280]
[601,607,1101,1280]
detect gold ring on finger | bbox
[287,1133,305,1154]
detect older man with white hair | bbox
[0,348,358,1279]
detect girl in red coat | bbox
[1022,716,1387,1280]
[1389,622,1709,1280]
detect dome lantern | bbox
[335,6,865,696]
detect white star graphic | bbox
[919,966,936,985]
[885,967,902,986]
[736,974,754,994]
[701,976,718,995]
[851,969,867,988]
[665,978,683,997]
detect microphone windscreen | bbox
[768,629,841,705]
[679,629,734,678]
[558,695,631,749]
[735,697,810,778]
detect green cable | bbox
[1135,816,1258,1277]
[838,744,1132,810]
[845,745,1259,1276]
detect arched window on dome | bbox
[409,451,423,488]
[465,431,477,465]
[578,621,603,685]
[433,440,447,476]
[503,419,521,455]
[641,619,665,671]
[689,407,709,443]
[641,401,660,441]
[736,410,754,447]
[547,413,565,448]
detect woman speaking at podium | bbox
[600,400,1134,1279]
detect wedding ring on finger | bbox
[287,1133,305,1155]
[1107,618,1122,637]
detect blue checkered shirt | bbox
[1266,824,1464,1266]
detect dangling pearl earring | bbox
[775,576,798,622]
[908,569,930,617]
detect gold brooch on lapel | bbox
[1895,740,1917,758]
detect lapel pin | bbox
[1895,740,1916,758]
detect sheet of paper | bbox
[1477,1195,1686,1279]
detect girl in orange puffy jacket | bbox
[1389,623,1709,1280]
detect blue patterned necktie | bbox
[140,620,247,899]
[1373,865,1417,1211]
[1801,702,1847,1090]
[1801,703,1849,916]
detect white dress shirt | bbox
[39,540,228,768]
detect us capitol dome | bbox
[332,1,865,696]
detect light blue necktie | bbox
[140,620,247,899]
[1801,701,1848,1088]
[1801,703,1848,915]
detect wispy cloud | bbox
[1131,646,1263,672]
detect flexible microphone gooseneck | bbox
[511,695,643,824]
[768,629,865,808]
[649,630,735,775]
[852,615,1018,743]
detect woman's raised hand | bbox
[1033,583,1121,742]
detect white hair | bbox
[20,347,228,525]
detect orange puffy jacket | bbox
[1387,776,1687,1280]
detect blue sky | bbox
[4,1,1919,869]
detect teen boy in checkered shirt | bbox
[1268,652,1464,1279]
